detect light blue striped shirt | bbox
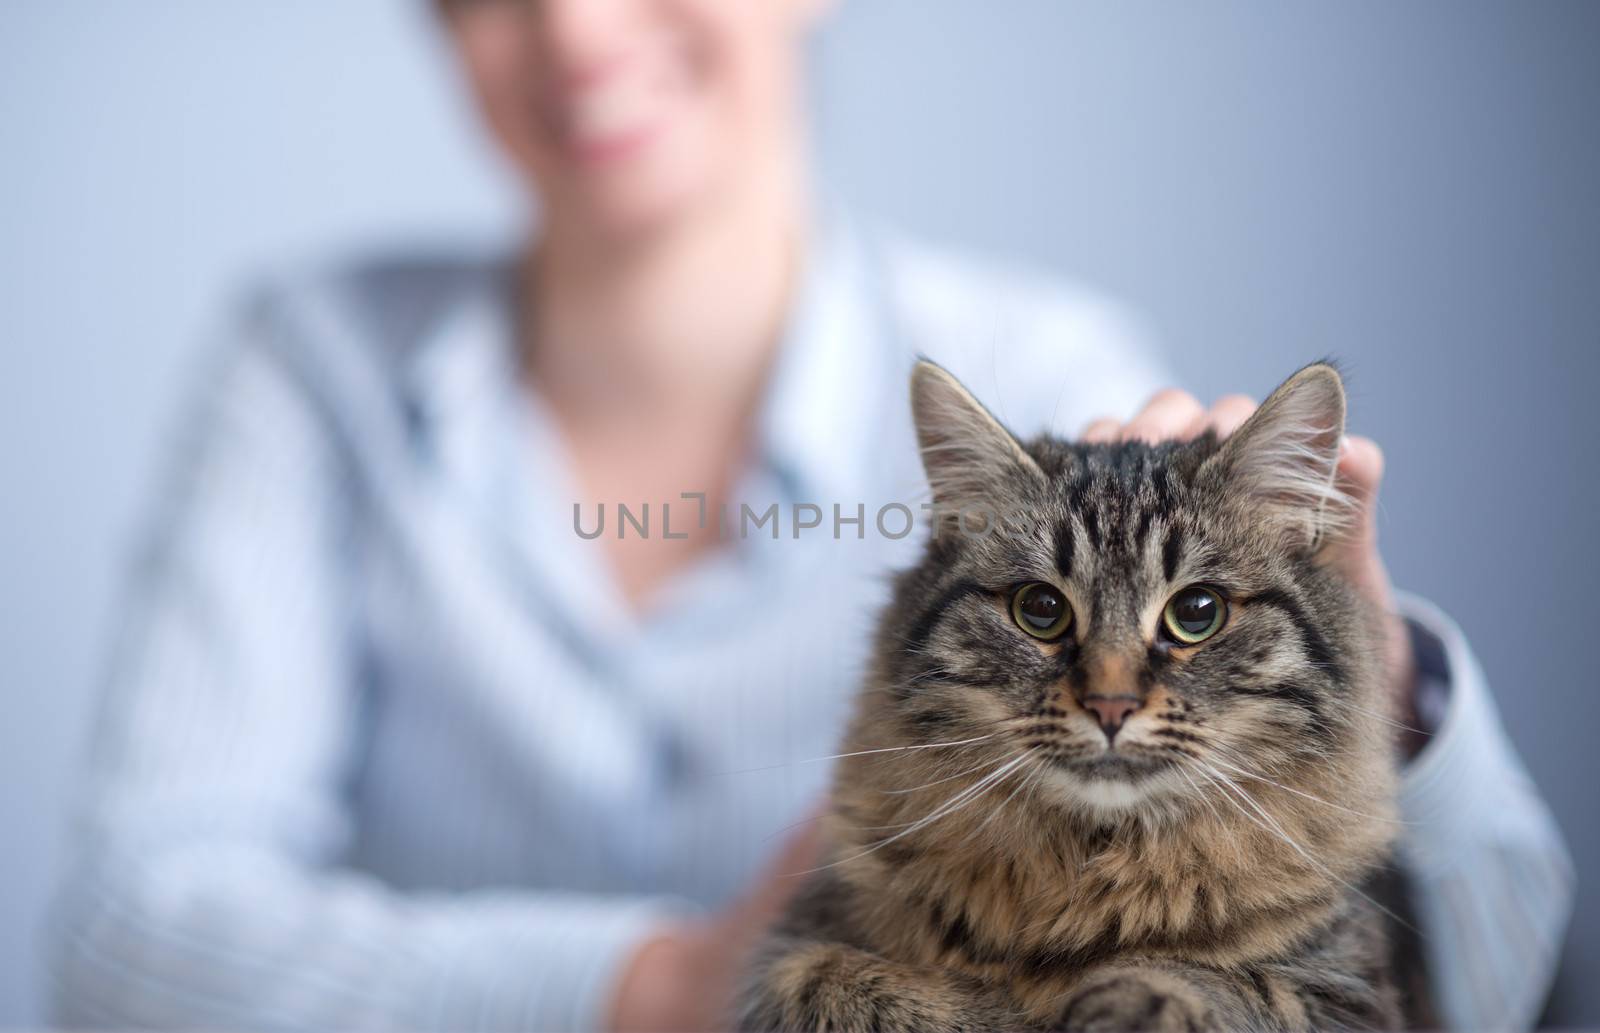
[50,220,1572,1031]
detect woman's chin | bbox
[547,181,705,242]
[543,141,724,243]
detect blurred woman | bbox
[50,1,1571,1030]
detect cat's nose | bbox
[1082,694,1143,741]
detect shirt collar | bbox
[401,260,521,514]
[404,260,516,418]
[402,216,893,509]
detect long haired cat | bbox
[739,362,1412,1032]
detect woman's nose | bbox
[535,0,635,83]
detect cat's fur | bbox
[739,362,1413,1032]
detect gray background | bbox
[2,0,1596,1026]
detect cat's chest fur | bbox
[828,787,1389,1021]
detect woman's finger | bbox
[1326,434,1414,697]
[1320,433,1391,610]
[1336,434,1384,496]
[1080,417,1122,444]
[1121,389,1207,444]
[1207,394,1258,439]
[1333,434,1385,547]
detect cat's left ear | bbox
[911,360,1044,517]
[1202,362,1353,548]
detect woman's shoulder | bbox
[233,240,514,370]
[202,243,509,433]
[190,240,517,459]
[862,223,1172,432]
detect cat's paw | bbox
[1058,971,1213,1033]
[743,939,1018,1033]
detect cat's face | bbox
[878,362,1382,821]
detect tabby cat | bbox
[739,362,1413,1032]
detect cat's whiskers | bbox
[1172,761,1226,826]
[859,753,1017,829]
[957,750,1048,847]
[1186,759,1414,931]
[880,754,1005,795]
[1284,661,1428,736]
[1153,718,1387,825]
[799,753,1033,874]
[902,665,962,686]
[722,732,1000,776]
[1186,761,1325,878]
[1316,692,1428,736]
[1201,749,1409,826]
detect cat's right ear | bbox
[1201,362,1353,548]
[910,360,1044,515]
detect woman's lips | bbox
[548,72,671,168]
[565,125,659,168]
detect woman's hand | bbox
[607,820,823,1032]
[1080,390,1418,713]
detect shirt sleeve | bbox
[48,301,686,1032]
[1393,592,1576,1032]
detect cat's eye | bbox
[1011,583,1073,641]
[1162,587,1227,645]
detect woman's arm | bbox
[1392,593,1575,1032]
[48,307,682,1032]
